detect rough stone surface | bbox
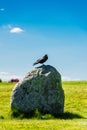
[11,65,65,116]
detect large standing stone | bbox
[10,65,65,116]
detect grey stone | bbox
[10,65,65,116]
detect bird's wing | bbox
[33,58,41,65]
[36,58,41,63]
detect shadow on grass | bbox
[53,112,84,120]
[11,109,84,120]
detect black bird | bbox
[33,54,48,66]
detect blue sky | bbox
[0,0,87,80]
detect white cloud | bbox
[0,72,9,75]
[62,76,71,81]
[10,27,24,33]
[0,8,5,11]
[1,25,24,34]
[62,76,81,81]
[0,71,22,81]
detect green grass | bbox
[0,81,87,130]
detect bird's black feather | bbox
[33,54,48,66]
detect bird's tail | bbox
[33,62,38,66]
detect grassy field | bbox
[0,81,87,130]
